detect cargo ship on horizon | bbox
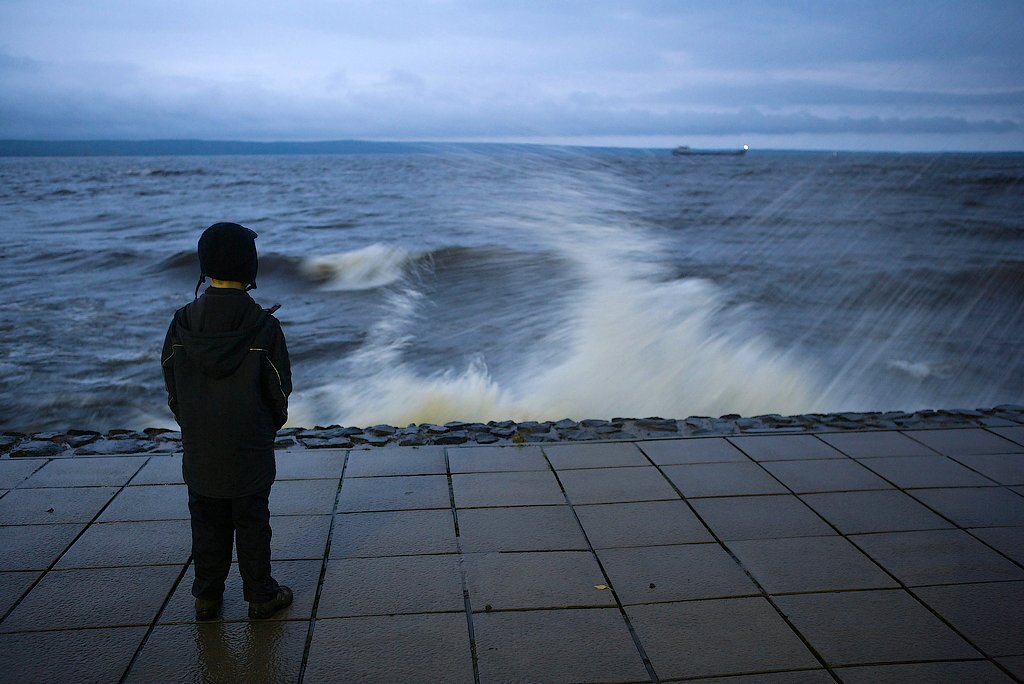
[672,144,749,156]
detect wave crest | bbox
[301,244,419,291]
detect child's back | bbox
[165,285,288,496]
[161,222,293,620]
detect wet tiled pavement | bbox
[1,428,1023,682]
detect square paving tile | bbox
[0,523,86,571]
[99,484,189,522]
[0,486,119,525]
[444,444,552,475]
[57,519,191,568]
[774,589,980,666]
[836,660,1014,683]
[910,487,1024,527]
[127,621,307,683]
[304,613,474,683]
[447,445,548,473]
[452,470,564,507]
[990,426,1024,447]
[464,551,613,610]
[269,514,332,560]
[118,511,327,561]
[574,500,713,548]
[275,450,346,479]
[160,559,320,623]
[0,564,182,632]
[950,453,1024,485]
[914,581,1024,657]
[800,490,954,534]
[691,495,835,540]
[818,431,936,458]
[20,456,147,488]
[850,529,1024,586]
[474,608,648,683]
[907,428,1024,456]
[859,456,996,488]
[338,474,449,512]
[627,597,819,679]
[762,459,893,493]
[330,509,457,557]
[969,526,1024,565]
[543,442,649,469]
[729,435,846,461]
[457,505,586,552]
[318,554,464,617]
[663,462,788,498]
[0,626,147,683]
[344,446,446,477]
[129,455,183,485]
[727,536,898,594]
[270,478,340,515]
[0,459,46,488]
[558,466,678,504]
[598,543,756,604]
[0,570,40,616]
[639,437,750,465]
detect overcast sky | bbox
[1,1,1022,150]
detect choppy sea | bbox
[1,148,1021,432]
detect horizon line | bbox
[1,137,1022,156]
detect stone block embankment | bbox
[2,406,1022,458]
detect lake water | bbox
[1,148,1021,431]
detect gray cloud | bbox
[1,63,1013,141]
[0,1,1022,148]
[652,83,1024,109]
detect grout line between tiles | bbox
[540,445,662,684]
[118,555,192,683]
[445,446,481,684]
[297,452,349,683]
[981,426,1024,449]
[0,457,51,494]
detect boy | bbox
[161,222,293,620]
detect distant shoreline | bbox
[2,139,1022,157]
[3,406,1021,457]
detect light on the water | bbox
[743,144,749,150]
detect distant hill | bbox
[0,139,660,157]
[0,139,440,157]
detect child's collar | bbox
[209,278,245,289]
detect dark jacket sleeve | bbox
[262,316,292,429]
[160,318,181,424]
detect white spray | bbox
[290,162,829,427]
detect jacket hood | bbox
[173,294,268,379]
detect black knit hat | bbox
[195,222,258,298]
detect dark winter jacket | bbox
[161,287,291,498]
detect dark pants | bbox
[187,487,280,603]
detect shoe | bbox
[248,585,293,620]
[195,596,222,621]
